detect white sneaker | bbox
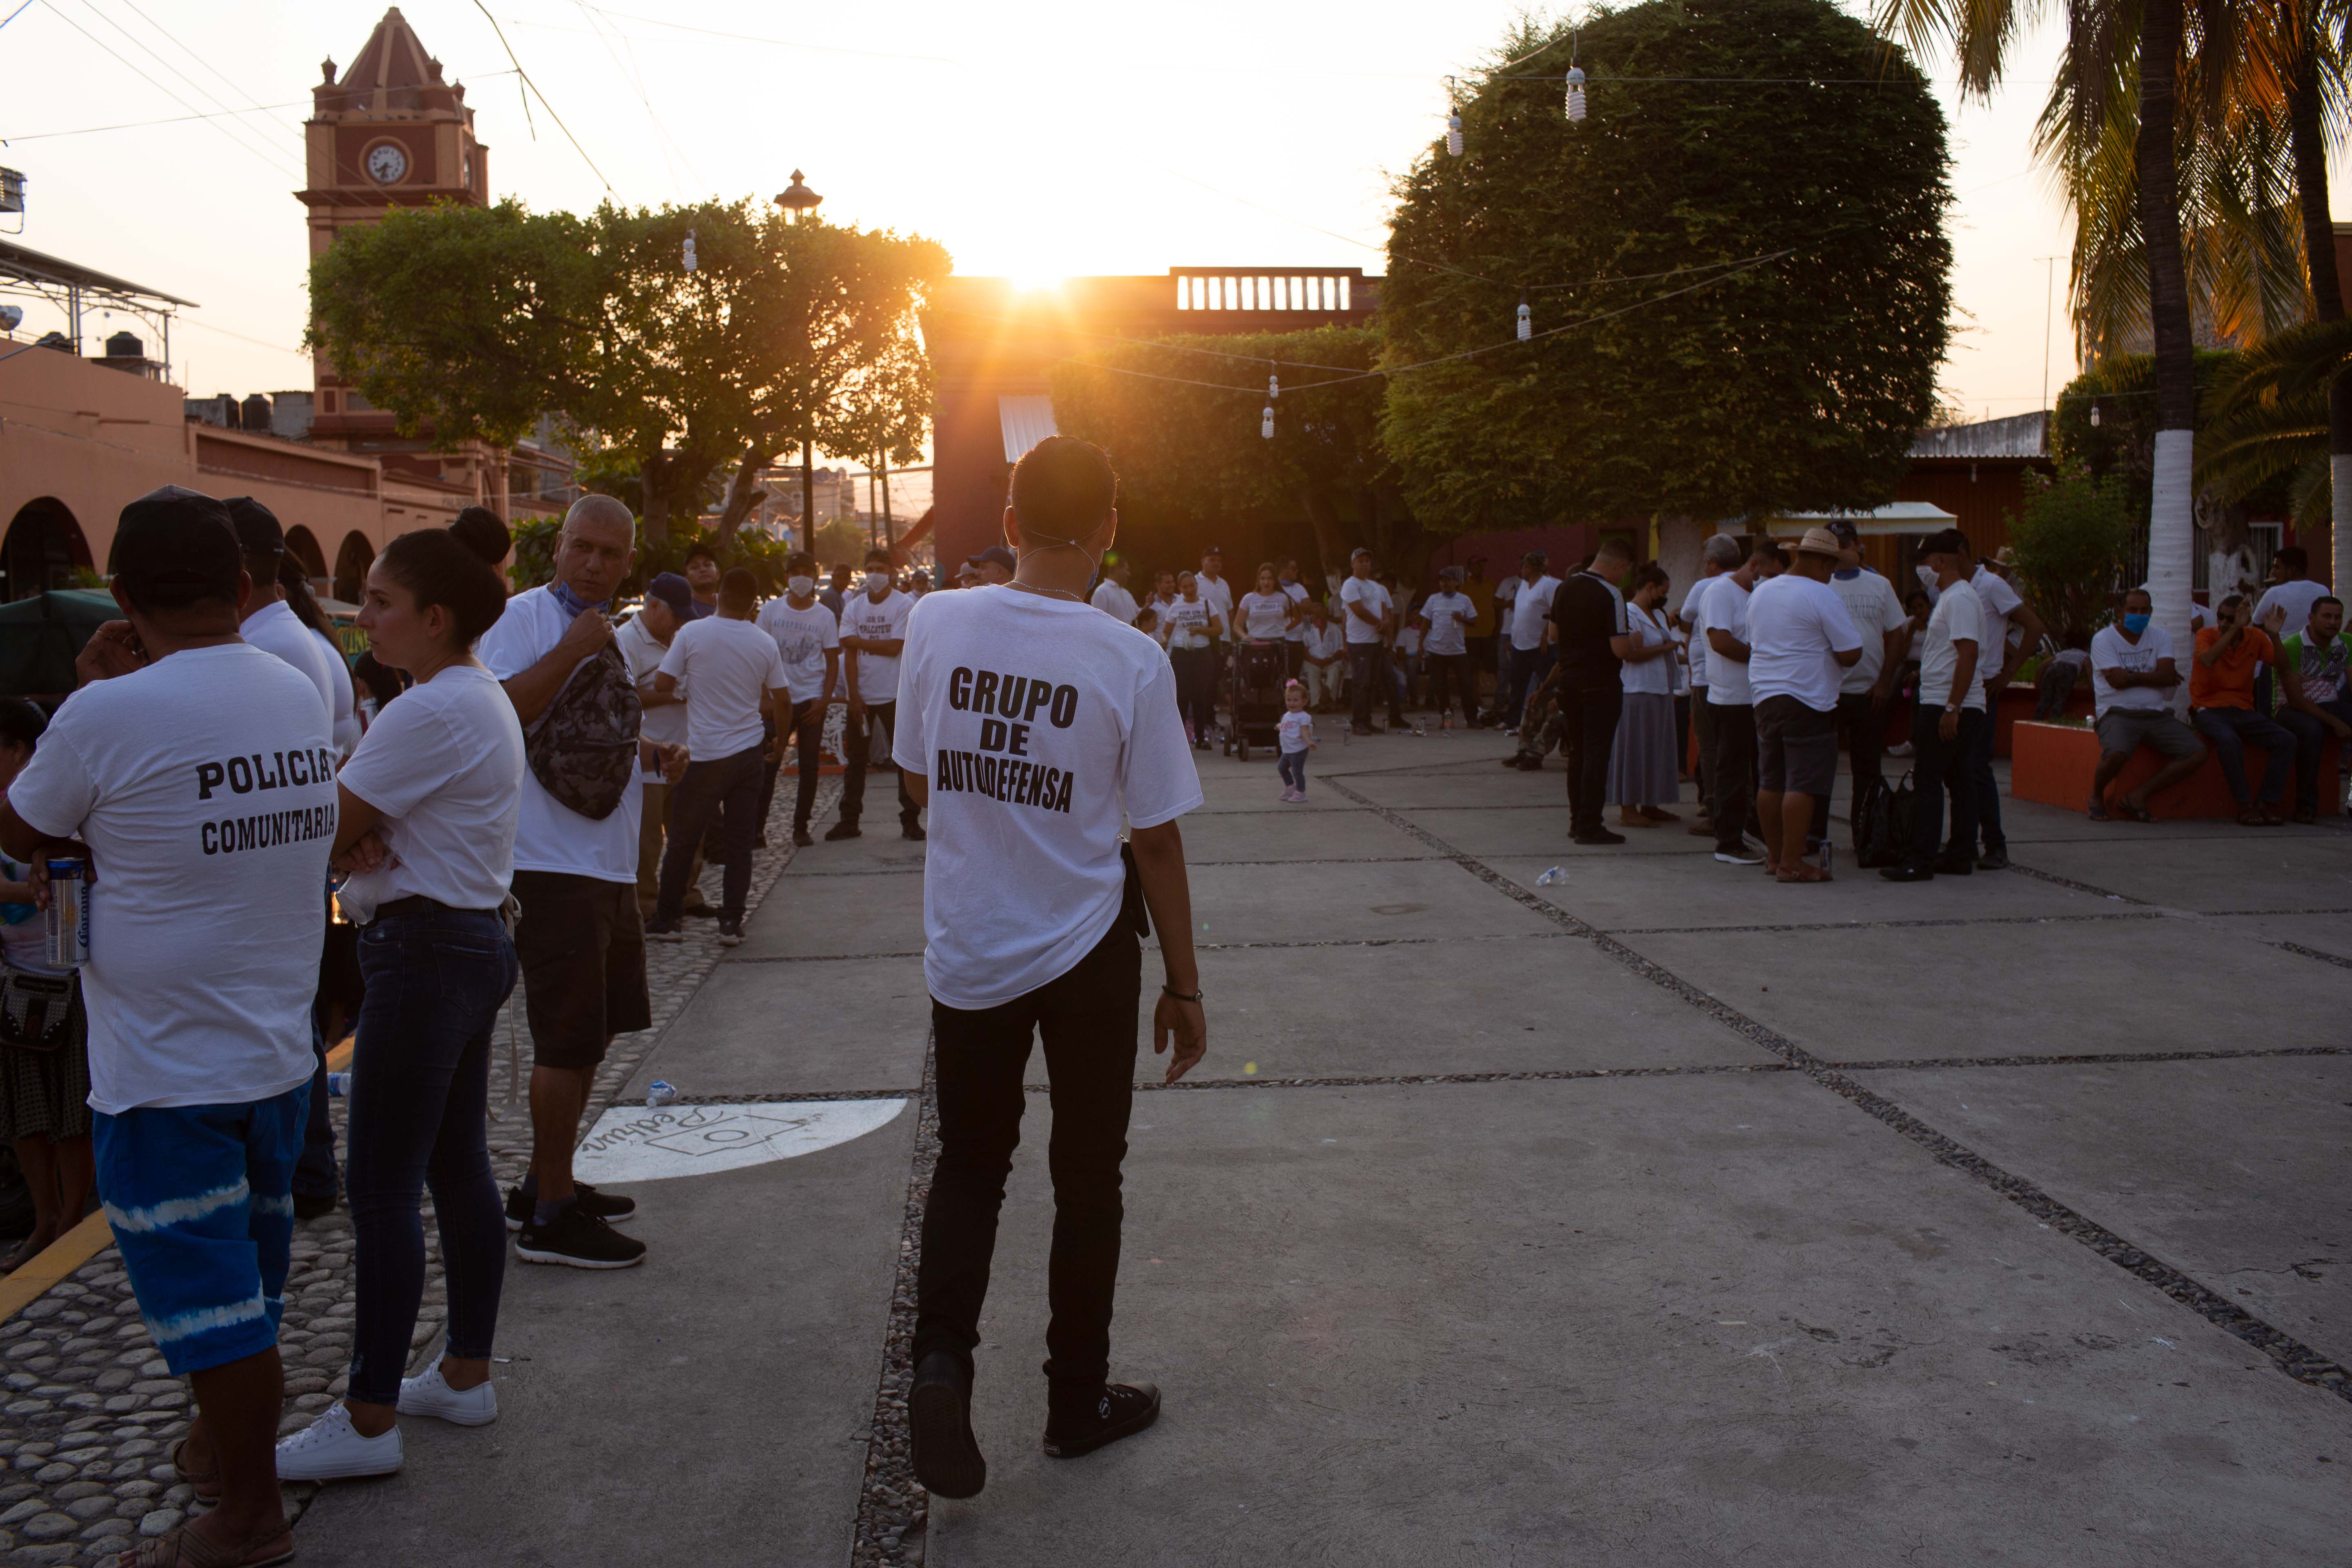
[398,1361,499,1427]
[274,1402,403,1480]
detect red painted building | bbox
[923,268,1378,573]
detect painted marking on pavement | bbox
[575,1098,907,1183]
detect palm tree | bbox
[1877,0,2207,666]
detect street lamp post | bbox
[775,170,824,553]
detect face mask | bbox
[865,572,890,593]
[787,576,814,599]
[1915,565,1937,590]
[2122,612,2152,635]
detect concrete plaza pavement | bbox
[298,729,2350,1566]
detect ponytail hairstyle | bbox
[278,555,333,636]
[376,527,510,647]
[0,697,45,758]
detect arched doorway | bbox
[332,531,376,604]
[283,525,329,588]
[3,499,94,602]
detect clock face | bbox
[365,143,407,184]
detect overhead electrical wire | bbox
[471,0,613,192]
[0,77,518,144]
[573,2,699,196]
[114,0,304,138]
[35,0,298,178]
[70,0,299,173]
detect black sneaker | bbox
[683,904,720,920]
[825,820,862,841]
[793,825,815,847]
[1042,1382,1160,1460]
[504,1181,637,1232]
[717,918,744,947]
[1572,827,1627,845]
[515,1203,646,1270]
[1931,854,1975,877]
[293,1191,339,1222]
[1975,847,2009,871]
[902,821,926,842]
[646,914,684,944]
[909,1352,986,1499]
[1878,864,1935,882]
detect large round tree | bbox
[1380,0,1953,533]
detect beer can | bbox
[45,857,89,968]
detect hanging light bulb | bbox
[2089,401,2102,428]
[1445,77,1463,157]
[1517,295,1532,342]
[1267,370,1281,401]
[1262,403,1276,440]
[1564,66,1587,123]
[683,228,698,273]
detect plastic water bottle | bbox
[327,1072,351,1098]
[1535,866,1566,886]
[645,1080,680,1108]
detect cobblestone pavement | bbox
[0,778,838,1566]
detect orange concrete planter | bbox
[2009,719,2341,819]
[1993,682,2088,757]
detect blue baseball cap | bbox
[645,572,693,618]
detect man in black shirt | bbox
[1550,538,1639,845]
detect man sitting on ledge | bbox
[2274,593,2351,824]
[2086,587,2205,821]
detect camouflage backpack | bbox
[525,642,641,820]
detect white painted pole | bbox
[2147,428,2196,713]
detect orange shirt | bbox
[2190,625,2274,710]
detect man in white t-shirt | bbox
[222,497,343,1218]
[1416,565,1477,725]
[477,494,648,1270]
[832,546,922,840]
[1679,535,1738,830]
[1495,553,1560,729]
[650,569,788,944]
[1299,601,1345,710]
[2252,546,2331,711]
[1702,540,1782,862]
[1824,520,1914,792]
[1746,529,1864,880]
[895,436,1205,1498]
[2086,585,2205,820]
[756,549,844,846]
[1089,557,1140,626]
[1883,530,1989,881]
[619,573,702,921]
[1959,536,2045,869]
[2,489,334,1563]
[1339,548,1403,734]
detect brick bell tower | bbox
[298,8,499,501]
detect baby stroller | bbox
[1223,641,1289,762]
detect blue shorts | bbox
[92,1086,307,1376]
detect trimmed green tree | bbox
[1380,0,1952,536]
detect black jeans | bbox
[659,744,764,920]
[2276,697,2352,814]
[842,702,918,828]
[1704,700,1759,854]
[1835,690,1888,789]
[777,698,826,830]
[345,906,518,1407]
[1425,652,1476,722]
[1558,681,1623,835]
[1966,685,2005,851]
[1689,693,1710,800]
[1349,642,1403,728]
[914,922,1141,1406]
[1169,646,1216,740]
[1902,706,1981,871]
[2191,706,2295,807]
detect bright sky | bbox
[6,1,2332,448]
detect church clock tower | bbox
[298,8,496,490]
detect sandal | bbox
[2237,808,2265,827]
[2085,795,2110,822]
[170,1436,221,1509]
[1776,864,1833,884]
[116,1523,293,1568]
[2116,800,2154,823]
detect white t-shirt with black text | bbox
[1746,574,1863,713]
[659,615,788,760]
[7,644,333,1114]
[1339,577,1392,644]
[892,589,1202,1010]
[335,664,525,923]
[1419,591,1474,657]
[842,589,915,705]
[2089,624,2176,716]
[1237,590,1293,641]
[756,596,842,704]
[1161,597,1215,650]
[1702,574,1755,707]
[477,586,641,884]
[1828,570,1908,696]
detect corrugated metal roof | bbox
[1908,410,2047,460]
[998,395,1058,463]
[1766,501,1959,535]
[0,238,196,307]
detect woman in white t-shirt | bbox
[1236,564,1296,644]
[1163,571,1224,748]
[1605,564,1684,828]
[276,527,528,1482]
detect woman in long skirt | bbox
[1607,564,1683,828]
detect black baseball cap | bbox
[223,496,283,557]
[969,546,1016,572]
[1916,527,1969,561]
[114,487,242,606]
[1826,520,1860,549]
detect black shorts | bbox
[1754,695,1839,797]
[511,870,652,1070]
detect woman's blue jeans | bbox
[346,905,519,1407]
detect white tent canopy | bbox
[1740,501,1959,537]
